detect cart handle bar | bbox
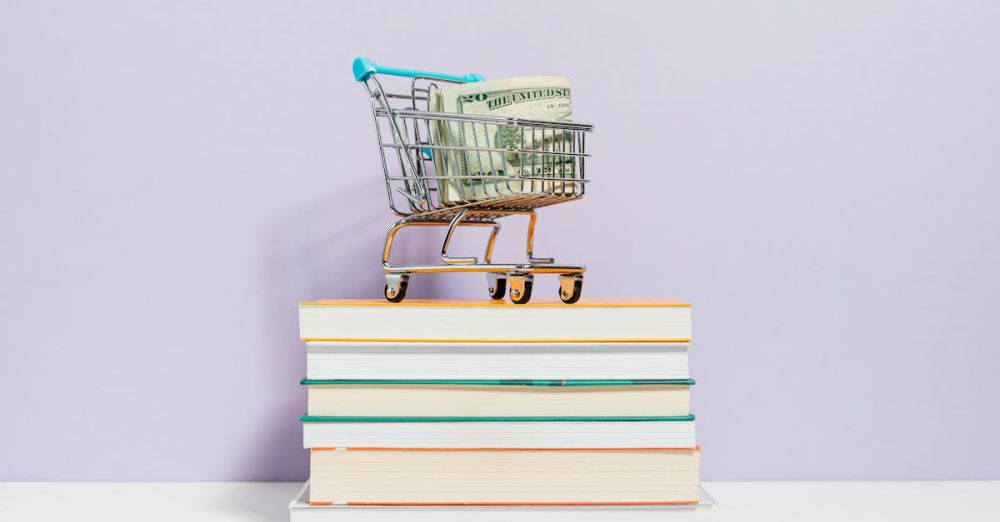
[353,57,484,83]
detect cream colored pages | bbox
[298,302,693,342]
[310,449,701,504]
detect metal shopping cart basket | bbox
[354,57,593,304]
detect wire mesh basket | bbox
[355,57,594,304]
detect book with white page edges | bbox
[301,416,696,449]
[306,342,689,380]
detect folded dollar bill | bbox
[430,76,577,205]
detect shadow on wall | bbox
[242,176,446,484]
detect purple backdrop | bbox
[2,1,999,481]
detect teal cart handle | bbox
[353,56,484,83]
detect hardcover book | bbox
[306,341,690,380]
[308,447,701,505]
[301,415,697,449]
[299,300,692,343]
[303,379,694,418]
[290,481,717,521]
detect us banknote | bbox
[430,76,576,205]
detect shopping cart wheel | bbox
[507,273,533,305]
[558,274,584,304]
[487,273,506,300]
[384,273,409,303]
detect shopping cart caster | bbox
[384,273,409,303]
[507,273,533,305]
[559,274,583,304]
[487,273,506,300]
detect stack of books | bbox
[290,299,714,521]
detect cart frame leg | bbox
[382,218,501,271]
[436,209,553,267]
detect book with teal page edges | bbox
[302,379,695,417]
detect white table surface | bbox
[1,481,997,521]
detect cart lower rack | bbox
[355,57,593,304]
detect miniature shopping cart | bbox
[354,57,593,304]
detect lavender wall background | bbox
[2,1,999,481]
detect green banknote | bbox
[431,76,575,205]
